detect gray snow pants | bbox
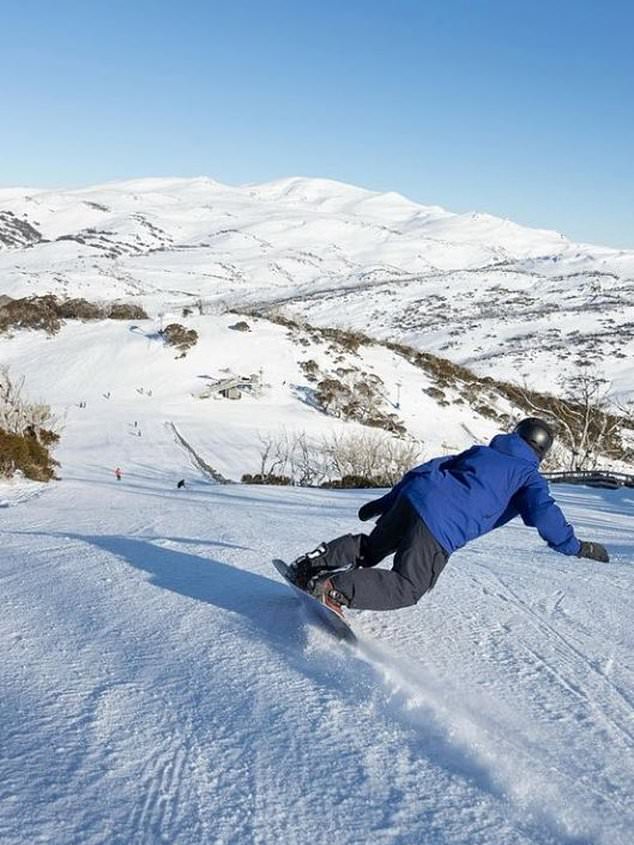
[322,494,449,611]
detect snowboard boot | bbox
[290,543,330,590]
[309,574,350,617]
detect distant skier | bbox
[291,418,610,614]
[114,467,122,481]
[177,479,185,489]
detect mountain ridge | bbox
[1,175,632,399]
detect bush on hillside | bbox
[0,428,59,481]
[315,376,406,435]
[0,294,148,336]
[320,474,386,489]
[240,473,292,486]
[244,309,634,467]
[0,367,60,481]
[160,323,199,355]
[0,295,62,335]
[57,298,105,320]
[299,359,320,383]
[108,302,149,320]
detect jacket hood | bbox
[489,432,540,466]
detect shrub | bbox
[241,473,292,486]
[300,359,320,382]
[108,302,149,320]
[0,428,59,481]
[319,326,364,354]
[160,323,199,354]
[0,366,59,480]
[0,295,148,335]
[425,386,446,402]
[57,298,104,320]
[0,295,62,335]
[315,375,406,434]
[321,474,386,489]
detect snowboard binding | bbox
[290,544,350,615]
[290,543,330,590]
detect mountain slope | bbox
[2,177,633,843]
[1,176,633,397]
[1,452,633,844]
[0,311,511,483]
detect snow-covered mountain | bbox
[1,176,633,398]
[2,177,634,845]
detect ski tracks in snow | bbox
[1,480,633,844]
[360,566,632,841]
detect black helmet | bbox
[514,417,554,460]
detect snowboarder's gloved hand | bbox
[358,499,384,522]
[577,541,610,563]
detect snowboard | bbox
[272,559,357,644]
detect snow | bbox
[1,174,633,396]
[1,456,632,843]
[0,312,508,483]
[1,174,633,842]
[1,315,633,843]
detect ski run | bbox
[1,424,633,844]
[1,175,633,844]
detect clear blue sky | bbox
[1,0,632,247]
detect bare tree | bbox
[321,430,422,485]
[256,429,294,479]
[0,366,58,436]
[288,431,327,487]
[517,371,624,470]
[253,427,422,486]
[256,431,274,477]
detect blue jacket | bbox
[376,433,580,557]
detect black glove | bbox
[577,541,609,563]
[358,499,384,522]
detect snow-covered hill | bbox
[0,312,510,484]
[1,440,633,844]
[1,176,633,397]
[2,179,633,842]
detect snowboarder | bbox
[290,418,610,614]
[114,467,122,481]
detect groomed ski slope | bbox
[1,444,633,843]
